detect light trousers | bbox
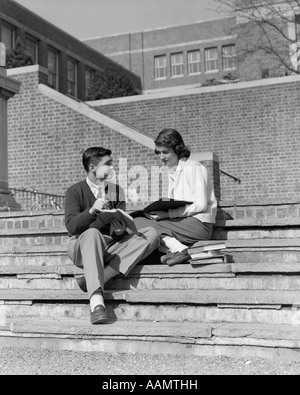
[67,227,160,298]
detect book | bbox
[189,253,232,266]
[188,242,227,255]
[130,198,193,219]
[189,249,225,260]
[97,208,138,234]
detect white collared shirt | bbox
[86,178,106,199]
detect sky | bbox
[14,0,228,40]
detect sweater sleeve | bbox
[65,185,98,236]
[168,163,208,219]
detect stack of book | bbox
[188,242,232,266]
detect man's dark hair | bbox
[82,147,112,172]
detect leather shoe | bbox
[76,276,87,293]
[90,305,110,325]
[165,249,191,266]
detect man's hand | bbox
[89,198,109,215]
[144,211,169,221]
[110,218,127,237]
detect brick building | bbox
[0,0,141,100]
[84,18,238,91]
[6,65,300,204]
[84,14,300,91]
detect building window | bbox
[205,47,219,72]
[154,55,167,80]
[188,50,201,75]
[85,67,95,99]
[0,21,16,50]
[48,48,59,90]
[25,35,38,63]
[171,52,184,77]
[67,58,78,98]
[222,45,236,71]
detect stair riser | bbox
[1,275,300,291]
[2,249,300,266]
[1,303,300,326]
[2,229,300,247]
[0,236,68,248]
[0,255,71,267]
[214,229,300,239]
[1,333,300,362]
[230,251,300,263]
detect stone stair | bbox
[0,204,300,360]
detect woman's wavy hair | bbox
[154,129,191,159]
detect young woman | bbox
[134,128,217,266]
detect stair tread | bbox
[4,318,300,341]
[2,239,300,255]
[2,262,300,275]
[0,263,232,275]
[1,289,300,305]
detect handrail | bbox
[9,187,65,211]
[220,170,241,184]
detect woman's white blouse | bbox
[167,158,217,224]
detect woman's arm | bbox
[168,163,208,219]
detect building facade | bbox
[84,14,300,92]
[84,18,239,92]
[0,0,141,101]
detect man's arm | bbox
[65,186,97,236]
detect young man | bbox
[65,147,160,325]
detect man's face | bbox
[90,155,114,182]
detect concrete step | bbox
[2,212,300,241]
[1,318,300,360]
[1,263,300,291]
[3,238,300,263]
[218,198,300,221]
[0,289,300,326]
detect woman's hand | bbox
[110,218,127,237]
[144,211,169,221]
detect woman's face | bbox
[155,146,179,168]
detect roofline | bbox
[82,16,236,42]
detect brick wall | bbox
[6,67,163,202]
[7,66,300,204]
[93,77,300,201]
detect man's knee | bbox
[81,228,101,239]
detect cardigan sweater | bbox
[65,180,125,237]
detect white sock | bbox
[161,236,187,253]
[90,293,105,312]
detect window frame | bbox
[85,67,95,99]
[47,47,59,90]
[154,55,167,80]
[171,52,184,78]
[0,21,16,50]
[25,35,38,64]
[187,50,201,75]
[222,44,237,71]
[67,57,78,98]
[205,47,219,73]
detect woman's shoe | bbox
[160,251,176,264]
[165,249,190,266]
